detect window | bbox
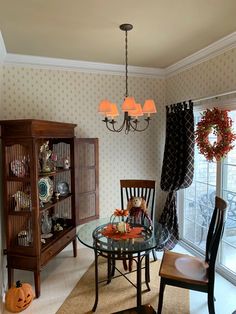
[179,106,236,284]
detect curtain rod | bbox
[192,89,236,104]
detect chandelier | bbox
[98,23,157,134]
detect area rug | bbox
[57,258,189,314]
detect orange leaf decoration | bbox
[195,107,236,161]
[113,209,129,217]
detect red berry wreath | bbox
[195,107,236,161]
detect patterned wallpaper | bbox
[0,47,236,218]
[1,48,236,219]
[0,57,3,311]
[1,66,167,217]
[166,48,236,104]
[0,45,236,302]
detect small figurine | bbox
[39,141,52,172]
[41,210,52,235]
[117,221,127,233]
[50,152,58,170]
[63,157,70,169]
[55,192,60,200]
[54,223,63,231]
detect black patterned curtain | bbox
[159,101,194,250]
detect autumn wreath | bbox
[195,107,236,161]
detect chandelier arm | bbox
[102,118,117,132]
[115,113,129,132]
[103,113,127,133]
[128,119,138,131]
[112,122,125,133]
[129,118,151,132]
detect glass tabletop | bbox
[77,218,169,254]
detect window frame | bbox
[178,97,236,285]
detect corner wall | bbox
[166,48,236,104]
[0,30,7,313]
[1,43,236,300]
[1,65,166,218]
[0,61,3,314]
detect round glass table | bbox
[77,218,169,313]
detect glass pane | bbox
[183,219,195,243]
[182,108,236,282]
[222,164,236,193]
[220,240,236,273]
[220,110,236,275]
[183,111,216,248]
[184,198,195,220]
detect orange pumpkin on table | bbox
[5,280,34,313]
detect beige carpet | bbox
[57,258,189,314]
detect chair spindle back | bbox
[205,196,227,281]
[120,179,156,221]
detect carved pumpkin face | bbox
[5,281,34,313]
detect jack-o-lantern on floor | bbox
[5,281,34,313]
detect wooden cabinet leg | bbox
[7,267,14,288]
[34,271,41,298]
[72,238,77,257]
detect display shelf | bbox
[1,120,99,298]
[6,176,31,182]
[41,226,74,251]
[0,119,77,298]
[39,194,72,211]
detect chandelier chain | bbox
[125,29,128,98]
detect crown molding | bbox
[165,32,236,77]
[2,31,236,77]
[0,31,7,63]
[4,53,165,78]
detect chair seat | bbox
[157,196,227,314]
[159,251,209,285]
[112,304,156,314]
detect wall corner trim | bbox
[4,53,165,78]
[165,31,236,76]
[0,31,7,63]
[2,31,236,77]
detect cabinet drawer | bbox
[41,228,76,266]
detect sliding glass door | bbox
[179,108,236,283]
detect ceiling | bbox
[1,0,236,69]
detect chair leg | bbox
[208,288,215,314]
[107,255,112,284]
[157,278,165,314]
[152,248,157,261]
[111,254,116,277]
[145,254,151,291]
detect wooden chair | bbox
[120,179,156,221]
[120,179,157,261]
[157,196,227,314]
[199,191,236,244]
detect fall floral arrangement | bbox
[110,209,129,233]
[112,208,129,217]
[195,107,236,161]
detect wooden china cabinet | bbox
[0,119,99,298]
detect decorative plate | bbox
[10,160,26,178]
[57,181,69,196]
[38,177,53,203]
